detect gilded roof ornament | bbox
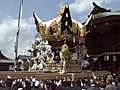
[57,5,65,16]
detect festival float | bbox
[30,5,89,74]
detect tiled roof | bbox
[0,51,9,60]
[0,60,14,64]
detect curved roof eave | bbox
[41,15,83,28]
[93,11,120,19]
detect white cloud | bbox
[70,0,111,14]
[0,16,36,59]
[105,0,112,4]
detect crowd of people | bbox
[0,74,120,90]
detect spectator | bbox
[105,80,117,90]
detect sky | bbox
[0,0,120,59]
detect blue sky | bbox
[0,0,120,59]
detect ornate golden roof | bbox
[33,6,85,41]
